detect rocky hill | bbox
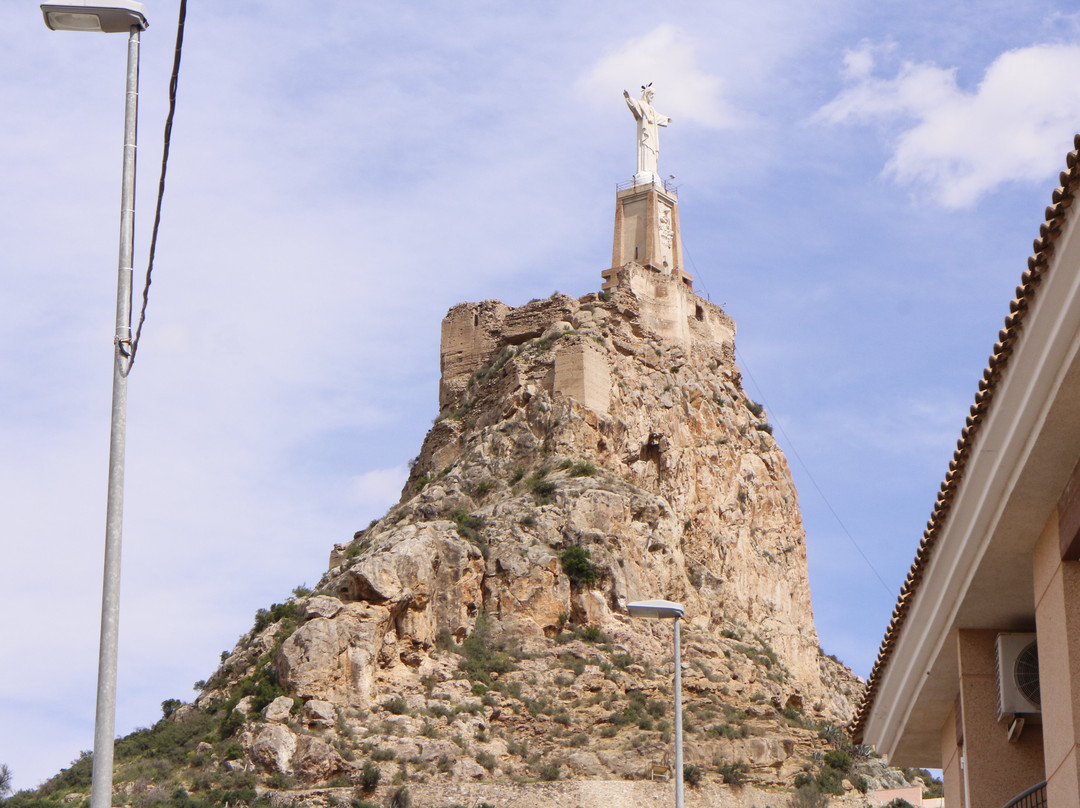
[12,266,919,808]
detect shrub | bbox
[252,600,301,634]
[371,747,396,761]
[387,786,411,808]
[526,472,557,501]
[459,612,516,685]
[382,697,409,715]
[538,761,561,781]
[823,749,851,772]
[789,784,829,808]
[568,461,598,477]
[611,653,635,670]
[816,765,845,795]
[475,751,496,771]
[560,546,599,586]
[683,764,703,786]
[449,508,485,542]
[435,629,456,652]
[359,761,381,790]
[884,800,916,808]
[717,760,749,785]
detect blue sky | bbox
[3,0,1080,792]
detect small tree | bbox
[0,764,12,798]
[560,546,598,585]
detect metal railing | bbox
[616,176,678,193]
[1002,781,1047,808]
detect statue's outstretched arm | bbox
[623,90,642,120]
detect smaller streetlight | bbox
[627,599,686,808]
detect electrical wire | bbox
[734,346,894,597]
[679,205,893,596]
[123,0,186,375]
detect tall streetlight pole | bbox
[627,599,686,808]
[40,4,149,807]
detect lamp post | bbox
[40,4,149,808]
[627,599,686,808]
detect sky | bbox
[3,0,1080,793]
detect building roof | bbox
[851,134,1080,744]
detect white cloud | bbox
[576,24,739,129]
[815,42,1080,207]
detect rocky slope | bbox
[15,268,917,808]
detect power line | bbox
[735,347,894,596]
[124,0,186,375]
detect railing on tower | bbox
[616,177,678,193]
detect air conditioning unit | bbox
[995,632,1041,720]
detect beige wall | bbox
[941,703,964,808]
[553,341,611,415]
[1034,510,1080,808]
[956,629,1044,807]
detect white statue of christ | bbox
[624,84,671,182]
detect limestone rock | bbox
[301,698,336,728]
[264,695,294,723]
[186,271,877,796]
[247,724,297,775]
[291,735,346,784]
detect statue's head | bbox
[641,83,654,102]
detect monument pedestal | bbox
[602,180,693,293]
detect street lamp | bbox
[40,4,149,808]
[627,599,686,808]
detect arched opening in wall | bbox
[695,304,704,321]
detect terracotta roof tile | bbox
[851,133,1080,743]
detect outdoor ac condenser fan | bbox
[996,632,1041,721]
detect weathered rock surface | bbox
[184,269,885,800]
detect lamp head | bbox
[41,1,148,33]
[627,599,685,619]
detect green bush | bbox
[717,760,749,785]
[539,761,561,781]
[387,786,411,808]
[371,747,396,761]
[823,749,851,772]
[459,612,516,685]
[568,461,598,477]
[382,697,409,715]
[683,763,703,786]
[559,546,599,585]
[816,765,845,796]
[526,472,557,501]
[360,760,381,790]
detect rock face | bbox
[185,265,871,802]
[323,265,829,701]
